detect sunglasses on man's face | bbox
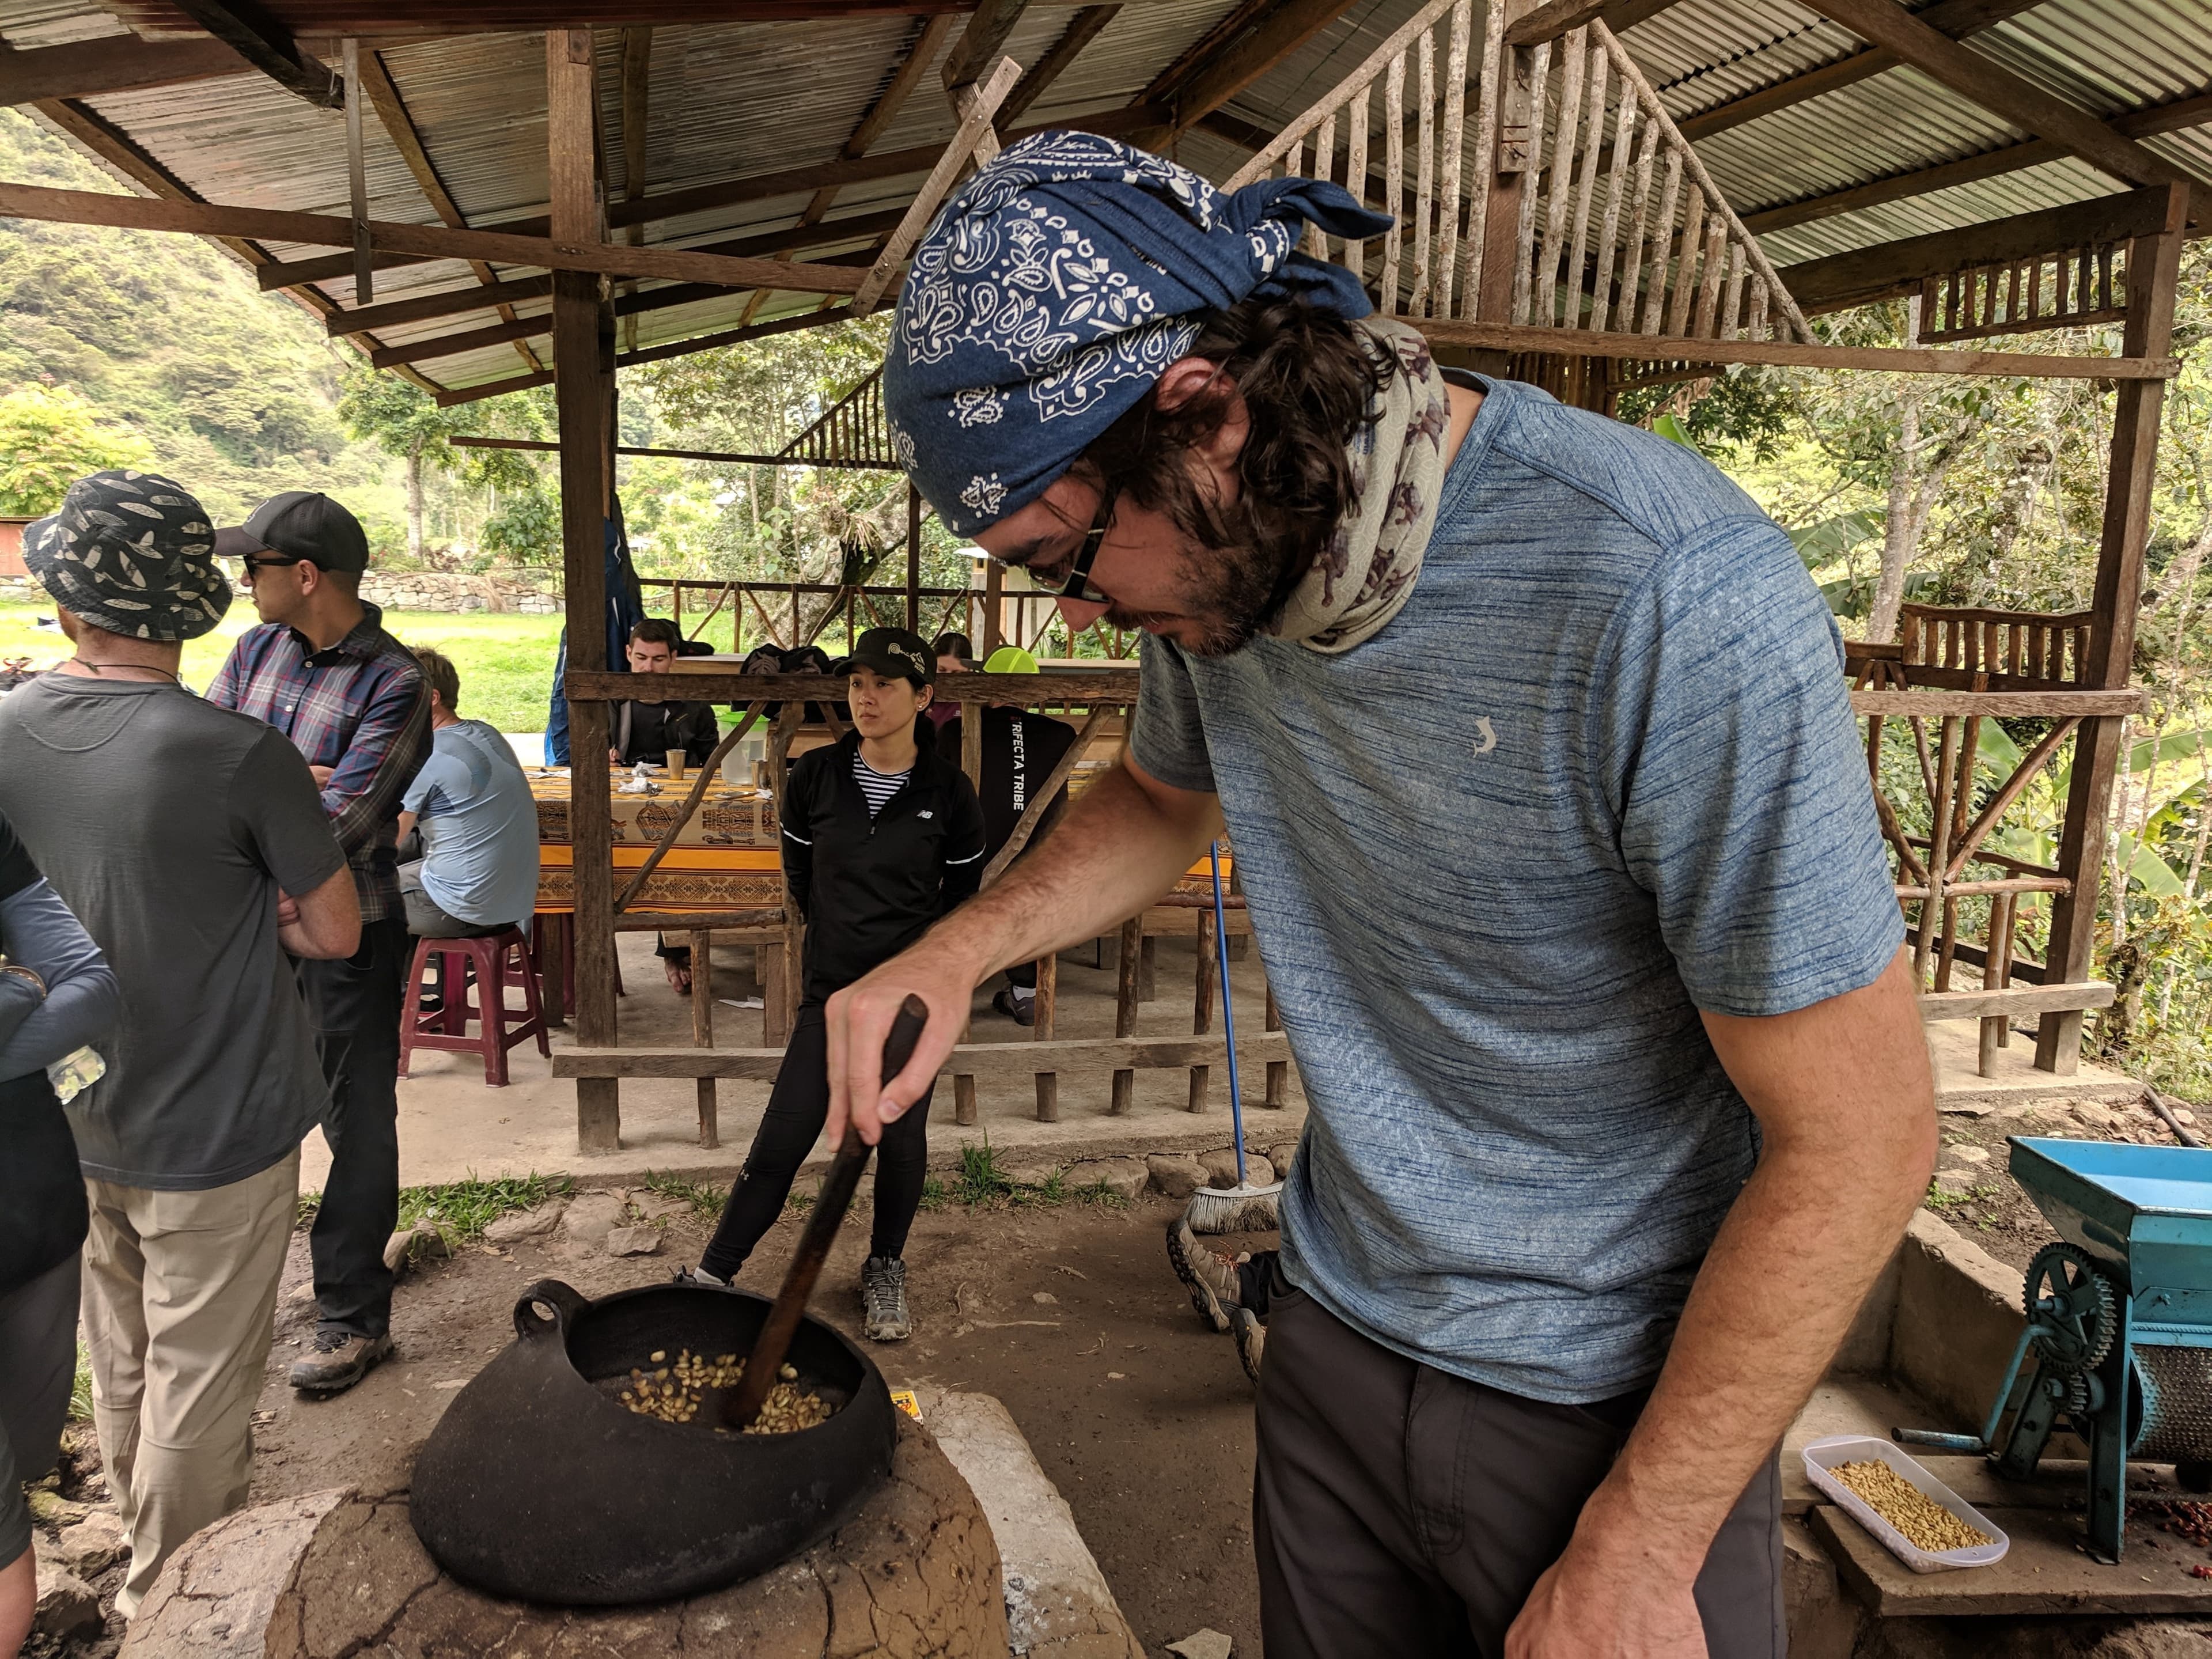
[239,555,308,579]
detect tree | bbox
[0,382,153,513]
[337,368,473,562]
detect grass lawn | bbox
[0,602,566,736]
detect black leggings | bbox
[699,1001,935,1278]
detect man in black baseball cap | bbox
[207,490,429,1396]
[213,489,372,575]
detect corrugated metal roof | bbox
[7,0,2207,392]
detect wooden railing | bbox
[1221,0,1810,346]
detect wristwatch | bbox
[0,956,46,998]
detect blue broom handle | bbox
[1209,840,1245,1187]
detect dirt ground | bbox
[20,1190,1277,1659]
[1925,1089,2201,1272]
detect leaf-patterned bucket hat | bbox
[23,469,231,641]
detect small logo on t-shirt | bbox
[1471,717,1498,757]
[918,810,934,819]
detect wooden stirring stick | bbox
[722,994,930,1429]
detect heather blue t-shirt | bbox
[1129,375,1904,1403]
[402,719,541,930]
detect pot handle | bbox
[513,1278,589,1340]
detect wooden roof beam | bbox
[354,47,540,370]
[1678,0,2039,144]
[1505,0,1680,48]
[0,180,872,292]
[1777,185,2175,310]
[1745,85,2212,236]
[1800,0,2210,208]
[163,0,340,107]
[1162,0,1366,135]
[942,0,1031,93]
[323,210,904,335]
[998,4,1118,127]
[0,33,248,105]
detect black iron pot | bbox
[410,1277,895,1605]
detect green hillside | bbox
[0,108,400,530]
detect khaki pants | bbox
[80,1150,299,1619]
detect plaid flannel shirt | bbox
[208,601,430,925]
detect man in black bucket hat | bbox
[0,470,359,1616]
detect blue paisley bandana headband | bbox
[883,130,1394,539]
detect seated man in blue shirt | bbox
[395,648,541,941]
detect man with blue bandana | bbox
[835,131,1936,1658]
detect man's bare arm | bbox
[824,756,1220,1146]
[280,866,362,961]
[1508,949,1936,1658]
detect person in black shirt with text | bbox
[679,628,984,1340]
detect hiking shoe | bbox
[1232,1306,1266,1384]
[671,1263,726,1287]
[992,989,1036,1027]
[287,1328,393,1393]
[861,1256,911,1342]
[1166,1216,1241,1333]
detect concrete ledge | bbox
[1888,1210,2025,1430]
[916,1389,1143,1659]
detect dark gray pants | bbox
[297,916,409,1341]
[1255,1271,1783,1659]
[0,1252,81,1569]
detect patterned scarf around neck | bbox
[1269,318,1453,655]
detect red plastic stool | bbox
[399,926,550,1086]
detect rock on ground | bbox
[1145,1156,1206,1200]
[556,1190,628,1255]
[1195,1149,1275,1191]
[122,1414,1009,1658]
[32,1554,104,1641]
[48,1510,126,1577]
[605,1224,662,1257]
[1065,1157,1149,1202]
[482,1202,566,1246]
[1166,1631,1233,1659]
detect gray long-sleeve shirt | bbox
[0,877,119,1082]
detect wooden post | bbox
[1264,981,1286,1108]
[765,701,804,1050]
[1032,952,1058,1122]
[689,929,717,1147]
[906,483,922,634]
[2037,184,2187,1075]
[1112,915,1139,1115]
[1979,893,2014,1077]
[982,561,1005,653]
[1190,905,1215,1112]
[1476,1,1541,323]
[1138,932,1157,1001]
[550,26,620,1154]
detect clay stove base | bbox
[120,1411,1009,1658]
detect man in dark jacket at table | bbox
[611,619,719,768]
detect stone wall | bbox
[360,569,562,614]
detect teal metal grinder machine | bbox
[1897,1137,2212,1563]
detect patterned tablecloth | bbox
[528,767,785,916]
[527,767,1229,917]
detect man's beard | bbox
[1105,529,1302,658]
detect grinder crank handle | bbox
[724,994,930,1430]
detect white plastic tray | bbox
[1801,1434,2010,1573]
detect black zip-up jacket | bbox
[781,731,987,1003]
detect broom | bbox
[1185,840,1283,1235]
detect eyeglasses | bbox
[1054,487,1116,605]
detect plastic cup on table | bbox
[665,748,687,782]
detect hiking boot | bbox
[992,989,1036,1027]
[861,1256,911,1342]
[1166,1216,1241,1333]
[287,1328,393,1393]
[1231,1306,1266,1385]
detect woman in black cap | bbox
[680,628,985,1341]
